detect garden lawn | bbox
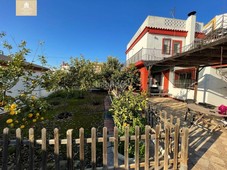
[0,90,107,138]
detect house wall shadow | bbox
[198,73,227,104]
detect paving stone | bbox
[208,147,220,155]
[196,158,210,168]
[149,97,227,169]
[209,162,227,170]
[209,155,225,166]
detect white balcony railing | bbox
[126,48,168,65]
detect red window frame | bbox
[172,40,182,55]
[174,68,196,89]
[162,38,171,55]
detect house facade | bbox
[0,54,51,98]
[126,12,227,106]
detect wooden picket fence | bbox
[0,122,188,170]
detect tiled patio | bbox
[104,96,227,169]
[149,97,227,170]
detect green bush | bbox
[110,89,147,158]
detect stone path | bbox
[149,97,227,170]
[104,96,115,167]
[104,96,114,135]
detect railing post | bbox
[124,126,129,170]
[41,128,47,170]
[164,125,170,170]
[67,129,73,170]
[180,127,189,170]
[155,125,160,170]
[114,127,118,168]
[15,128,21,170]
[54,128,60,170]
[29,128,34,169]
[79,128,85,170]
[173,124,180,170]
[144,125,150,170]
[2,128,9,170]
[103,127,108,170]
[135,126,139,170]
[91,127,96,169]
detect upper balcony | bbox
[126,48,166,65]
[126,14,227,66]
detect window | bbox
[172,40,182,55]
[174,68,195,89]
[162,39,171,54]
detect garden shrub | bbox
[4,94,50,128]
[110,88,147,158]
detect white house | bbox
[126,12,227,106]
[0,54,51,98]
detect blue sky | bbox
[0,0,226,67]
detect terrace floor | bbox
[149,97,227,170]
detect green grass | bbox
[0,90,107,138]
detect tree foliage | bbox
[0,33,49,128]
[99,56,140,93]
[110,88,147,157]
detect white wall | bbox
[127,33,148,60]
[7,70,52,98]
[168,68,195,101]
[203,67,227,106]
[168,66,227,106]
[147,34,186,58]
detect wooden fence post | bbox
[145,125,150,170]
[173,124,180,170]
[41,128,47,170]
[155,125,160,170]
[164,125,170,170]
[91,127,96,169]
[135,126,139,170]
[124,126,129,170]
[180,127,189,170]
[67,129,73,170]
[79,128,85,170]
[15,128,21,170]
[103,127,107,170]
[2,128,9,170]
[54,128,60,170]
[114,127,118,168]
[29,128,34,169]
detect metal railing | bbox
[126,48,168,65]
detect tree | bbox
[99,56,139,93]
[69,56,96,93]
[42,56,96,98]
[0,33,49,128]
[101,56,122,86]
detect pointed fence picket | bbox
[0,124,188,169]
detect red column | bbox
[140,67,148,92]
[135,61,149,92]
[163,70,170,92]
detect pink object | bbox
[218,105,227,115]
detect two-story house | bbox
[126,12,227,106]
